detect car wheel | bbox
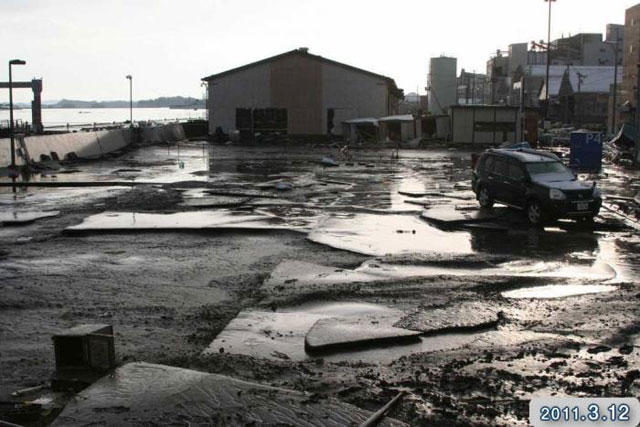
[478,186,494,208]
[527,200,543,225]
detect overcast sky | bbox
[1,0,638,103]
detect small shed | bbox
[378,114,422,142]
[342,118,379,143]
[450,105,521,144]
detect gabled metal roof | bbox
[202,49,397,88]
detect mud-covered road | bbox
[1,143,640,426]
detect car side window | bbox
[493,158,508,176]
[484,156,495,173]
[509,162,525,181]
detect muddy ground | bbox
[1,143,640,426]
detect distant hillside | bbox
[44,96,204,109]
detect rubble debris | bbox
[275,181,294,191]
[11,384,46,397]
[51,324,116,392]
[359,391,405,427]
[51,362,407,427]
[321,157,339,167]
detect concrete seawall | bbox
[140,123,186,143]
[0,123,187,167]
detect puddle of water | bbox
[501,284,618,299]
[307,213,473,256]
[66,211,314,233]
[0,210,60,224]
[358,259,618,281]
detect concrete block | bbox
[305,318,421,354]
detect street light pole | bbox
[8,59,26,193]
[544,0,556,121]
[606,28,621,134]
[126,75,132,124]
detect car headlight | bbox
[592,186,601,198]
[549,189,566,200]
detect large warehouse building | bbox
[202,48,401,138]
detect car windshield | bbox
[525,161,574,182]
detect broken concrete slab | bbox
[202,302,407,363]
[307,213,473,256]
[260,257,617,307]
[51,362,407,427]
[63,211,312,235]
[395,302,501,335]
[305,318,422,354]
[420,206,507,227]
[202,310,324,362]
[261,260,382,296]
[0,211,60,226]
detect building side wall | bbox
[321,63,389,134]
[207,63,271,133]
[622,5,640,114]
[271,55,323,135]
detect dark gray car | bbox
[471,148,602,225]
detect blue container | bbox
[569,131,603,172]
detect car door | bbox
[504,160,528,209]
[489,157,509,203]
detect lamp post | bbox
[9,59,26,193]
[605,27,621,134]
[544,0,556,121]
[126,75,132,124]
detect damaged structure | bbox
[202,48,402,139]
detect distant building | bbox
[486,51,511,104]
[427,57,457,115]
[539,66,621,125]
[457,69,490,105]
[488,26,622,106]
[201,48,401,138]
[551,30,623,67]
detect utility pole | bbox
[520,77,526,142]
[544,0,556,122]
[465,72,470,105]
[606,26,621,134]
[635,64,640,165]
[126,75,133,124]
[471,71,476,105]
[576,72,586,93]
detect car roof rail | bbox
[516,148,560,160]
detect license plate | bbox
[577,202,589,211]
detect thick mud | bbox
[1,144,639,426]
